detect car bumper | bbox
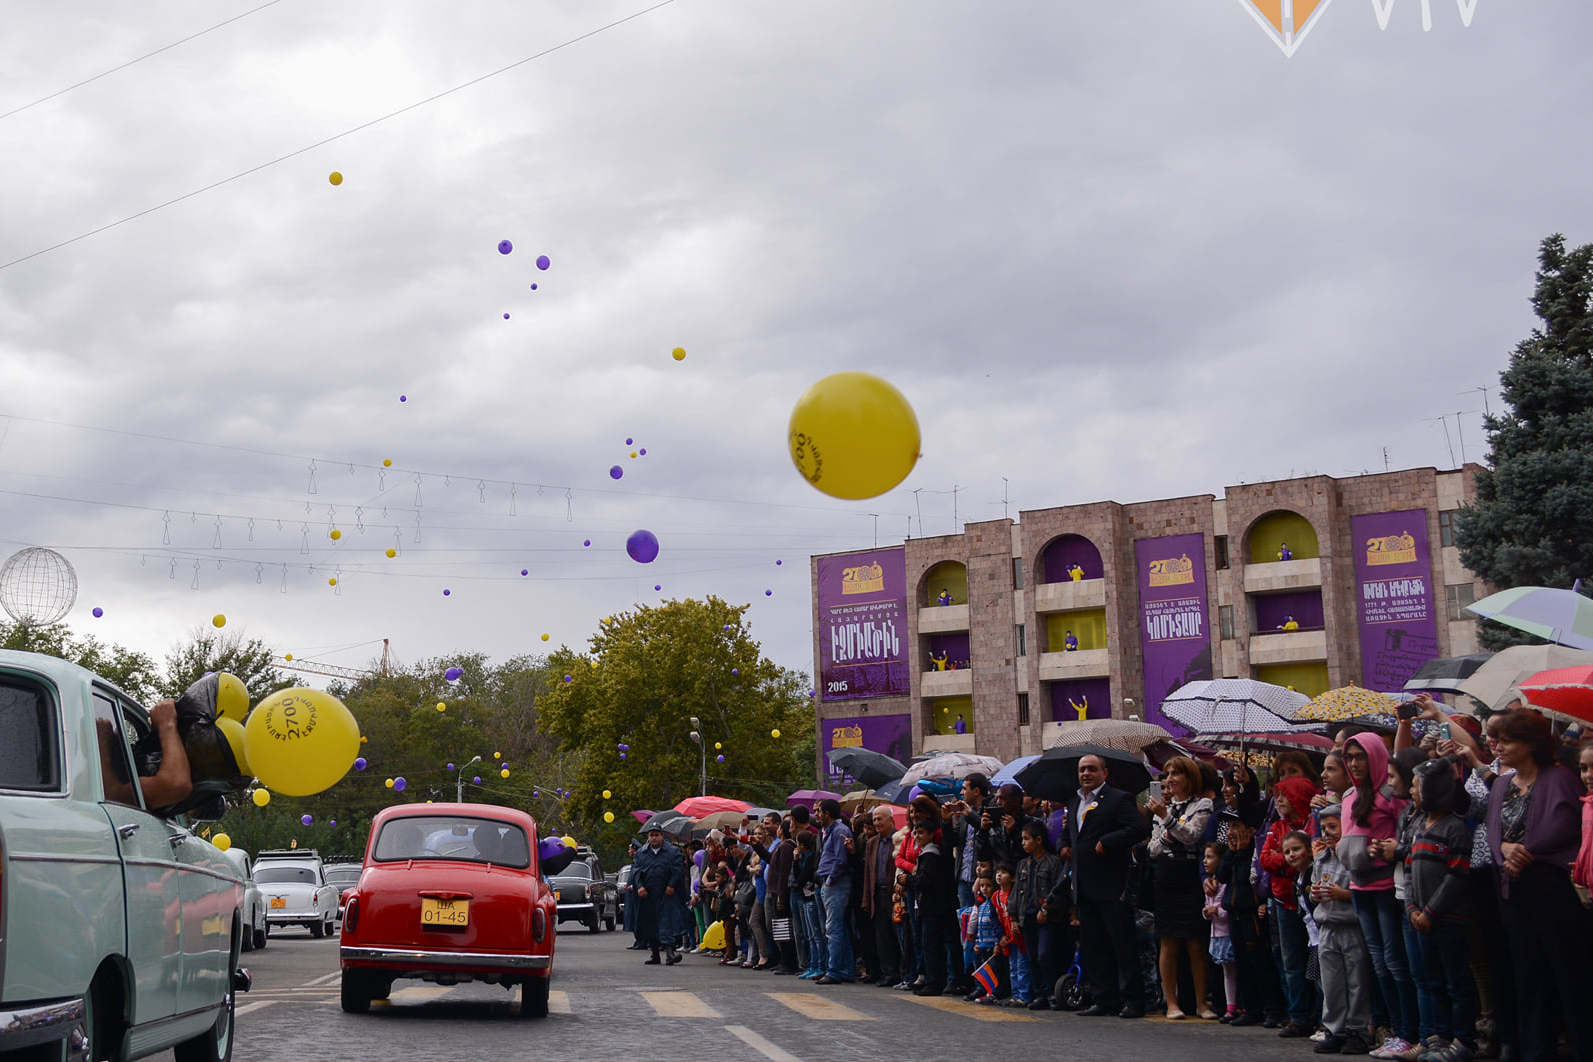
[341,946,552,971]
[0,997,89,1062]
[556,902,595,914]
[267,911,323,922]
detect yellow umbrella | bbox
[1296,685,1400,723]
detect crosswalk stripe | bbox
[641,991,721,1018]
[548,990,571,1014]
[765,992,874,1021]
[235,1001,277,1017]
[304,972,342,987]
[726,1025,804,1062]
[899,994,1037,1022]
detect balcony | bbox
[918,603,969,633]
[1248,629,1328,665]
[921,668,973,697]
[1034,579,1106,614]
[921,732,977,754]
[1037,648,1110,680]
[1243,558,1323,594]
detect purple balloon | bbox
[625,529,659,564]
[715,754,725,763]
[354,757,367,770]
[723,625,732,631]
[731,668,739,676]
[393,777,407,792]
[473,776,481,784]
[443,588,451,596]
[583,539,591,547]
[536,254,550,270]
[563,674,572,683]
[530,283,538,290]
[693,850,706,868]
[808,689,815,697]
[445,666,463,681]
[654,584,662,591]
[521,568,528,576]
[775,559,782,566]
[301,814,313,826]
[399,395,407,402]
[503,312,510,319]
[609,465,623,480]
[330,820,336,827]
[639,448,646,456]
[620,752,627,760]
[765,589,773,596]
[498,240,513,254]
[92,607,104,617]
[447,762,456,771]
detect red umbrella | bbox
[673,795,752,818]
[1519,665,1593,727]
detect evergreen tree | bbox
[1455,234,1593,647]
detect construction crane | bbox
[284,639,391,682]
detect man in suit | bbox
[632,825,686,966]
[1064,753,1149,1018]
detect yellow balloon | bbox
[494,751,502,759]
[714,742,722,750]
[602,789,611,799]
[215,672,249,722]
[788,372,920,500]
[629,451,637,458]
[382,458,392,467]
[213,833,232,851]
[561,836,577,849]
[217,716,250,773]
[385,777,394,788]
[212,614,226,628]
[243,688,361,796]
[330,529,342,540]
[385,548,396,558]
[328,171,343,185]
[771,729,781,739]
[672,347,686,361]
[360,735,368,744]
[540,633,549,641]
[435,702,447,712]
[284,654,293,662]
[252,788,271,807]
[500,768,510,779]
[603,811,615,823]
[328,577,338,586]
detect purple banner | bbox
[822,714,913,786]
[817,547,909,702]
[1351,510,1440,691]
[1135,532,1213,734]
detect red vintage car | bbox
[338,803,557,1017]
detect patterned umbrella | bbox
[1518,665,1593,727]
[1295,686,1402,723]
[1466,583,1593,651]
[1456,645,1593,711]
[1160,678,1314,734]
[898,752,1005,786]
[1043,718,1171,753]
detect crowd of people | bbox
[622,696,1593,1062]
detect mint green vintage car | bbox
[0,650,247,1062]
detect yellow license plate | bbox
[270,897,286,908]
[420,898,469,927]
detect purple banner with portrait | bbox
[1135,532,1213,734]
[1351,509,1440,691]
[821,714,913,786]
[817,547,909,702]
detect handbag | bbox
[770,916,793,942]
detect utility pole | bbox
[1001,477,1009,520]
[688,717,707,796]
[952,484,959,531]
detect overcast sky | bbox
[0,1,1586,685]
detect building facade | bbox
[811,466,1489,778]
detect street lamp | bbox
[455,755,482,802]
[688,716,706,796]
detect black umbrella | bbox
[1402,652,1494,695]
[638,810,693,839]
[1013,743,1151,802]
[826,747,909,789]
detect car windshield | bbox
[372,815,531,868]
[324,867,361,885]
[255,866,318,885]
[554,863,592,879]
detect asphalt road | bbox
[231,925,1315,1062]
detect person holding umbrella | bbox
[633,824,686,966]
[1067,752,1151,1018]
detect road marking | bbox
[305,972,341,987]
[388,986,454,1003]
[899,994,1037,1022]
[765,992,874,1021]
[548,990,571,1014]
[725,1025,803,1062]
[235,1001,278,1017]
[641,991,721,1018]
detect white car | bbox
[255,849,340,938]
[220,848,270,951]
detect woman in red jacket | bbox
[1259,774,1321,1037]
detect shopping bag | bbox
[770,917,793,942]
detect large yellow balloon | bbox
[213,833,232,851]
[788,372,920,500]
[217,716,249,774]
[252,788,271,807]
[216,672,249,722]
[561,836,577,849]
[243,688,361,796]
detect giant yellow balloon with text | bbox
[788,372,919,499]
[243,688,361,796]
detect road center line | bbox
[725,1025,804,1062]
[235,1001,278,1017]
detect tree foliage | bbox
[163,628,294,702]
[1,620,161,701]
[1455,234,1593,648]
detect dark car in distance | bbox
[548,850,618,933]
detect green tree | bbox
[1,620,160,701]
[537,597,815,830]
[162,628,292,700]
[1455,234,1593,648]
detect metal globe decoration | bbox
[0,547,78,624]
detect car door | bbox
[92,689,181,1024]
[113,696,240,1016]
